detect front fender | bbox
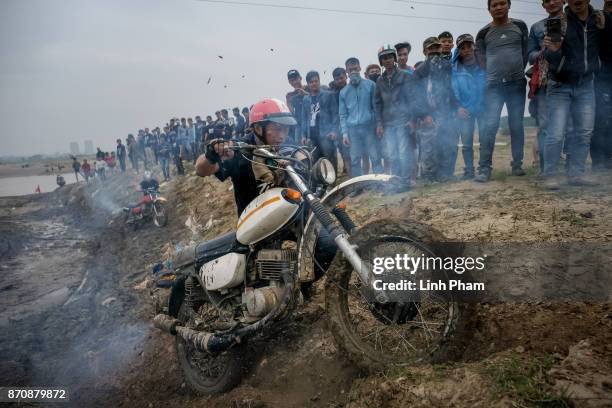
[154,197,168,203]
[297,174,400,282]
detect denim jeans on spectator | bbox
[347,124,383,176]
[160,157,170,179]
[535,87,548,172]
[478,78,526,173]
[543,77,595,178]
[591,76,612,169]
[438,117,459,179]
[458,114,482,175]
[383,124,414,179]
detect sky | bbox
[0,0,605,156]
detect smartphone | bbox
[547,17,562,42]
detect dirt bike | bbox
[153,143,461,394]
[123,187,168,229]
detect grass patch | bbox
[485,354,571,407]
[491,169,509,182]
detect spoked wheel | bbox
[175,302,244,394]
[325,219,460,371]
[153,202,167,227]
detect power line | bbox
[194,0,489,24]
[392,0,542,16]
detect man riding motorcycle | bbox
[195,98,336,280]
[140,170,159,193]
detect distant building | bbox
[69,142,80,156]
[84,140,94,155]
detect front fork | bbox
[286,165,388,302]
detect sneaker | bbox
[511,167,526,176]
[542,178,561,190]
[462,169,475,180]
[567,176,597,187]
[474,171,491,183]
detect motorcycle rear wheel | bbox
[325,219,461,371]
[175,302,245,394]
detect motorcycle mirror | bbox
[312,158,336,186]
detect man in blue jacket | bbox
[452,34,486,179]
[542,0,611,188]
[302,71,339,171]
[340,57,383,177]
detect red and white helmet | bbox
[249,98,297,127]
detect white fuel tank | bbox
[236,188,300,245]
[200,252,246,291]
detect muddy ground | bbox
[1,134,612,407]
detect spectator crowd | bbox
[82,0,612,191]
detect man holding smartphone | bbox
[527,0,565,173]
[542,0,612,188]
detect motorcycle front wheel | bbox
[153,202,167,227]
[175,302,245,395]
[325,219,461,372]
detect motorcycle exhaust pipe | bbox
[153,269,296,354]
[153,314,239,354]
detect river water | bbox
[0,172,76,197]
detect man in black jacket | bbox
[542,0,611,188]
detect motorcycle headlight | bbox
[312,158,336,186]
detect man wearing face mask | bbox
[365,64,382,82]
[414,37,460,183]
[339,57,383,177]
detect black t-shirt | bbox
[214,133,259,215]
[140,179,159,192]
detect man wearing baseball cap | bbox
[438,31,454,58]
[414,36,459,183]
[285,69,307,145]
[451,33,486,179]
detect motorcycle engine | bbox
[242,249,297,319]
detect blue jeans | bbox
[544,77,595,178]
[383,124,414,179]
[438,117,459,179]
[458,114,482,175]
[159,156,170,179]
[478,79,526,172]
[347,124,383,176]
[591,75,612,169]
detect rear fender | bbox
[297,175,400,282]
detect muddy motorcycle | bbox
[153,144,461,394]
[123,188,168,229]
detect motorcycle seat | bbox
[195,231,249,266]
